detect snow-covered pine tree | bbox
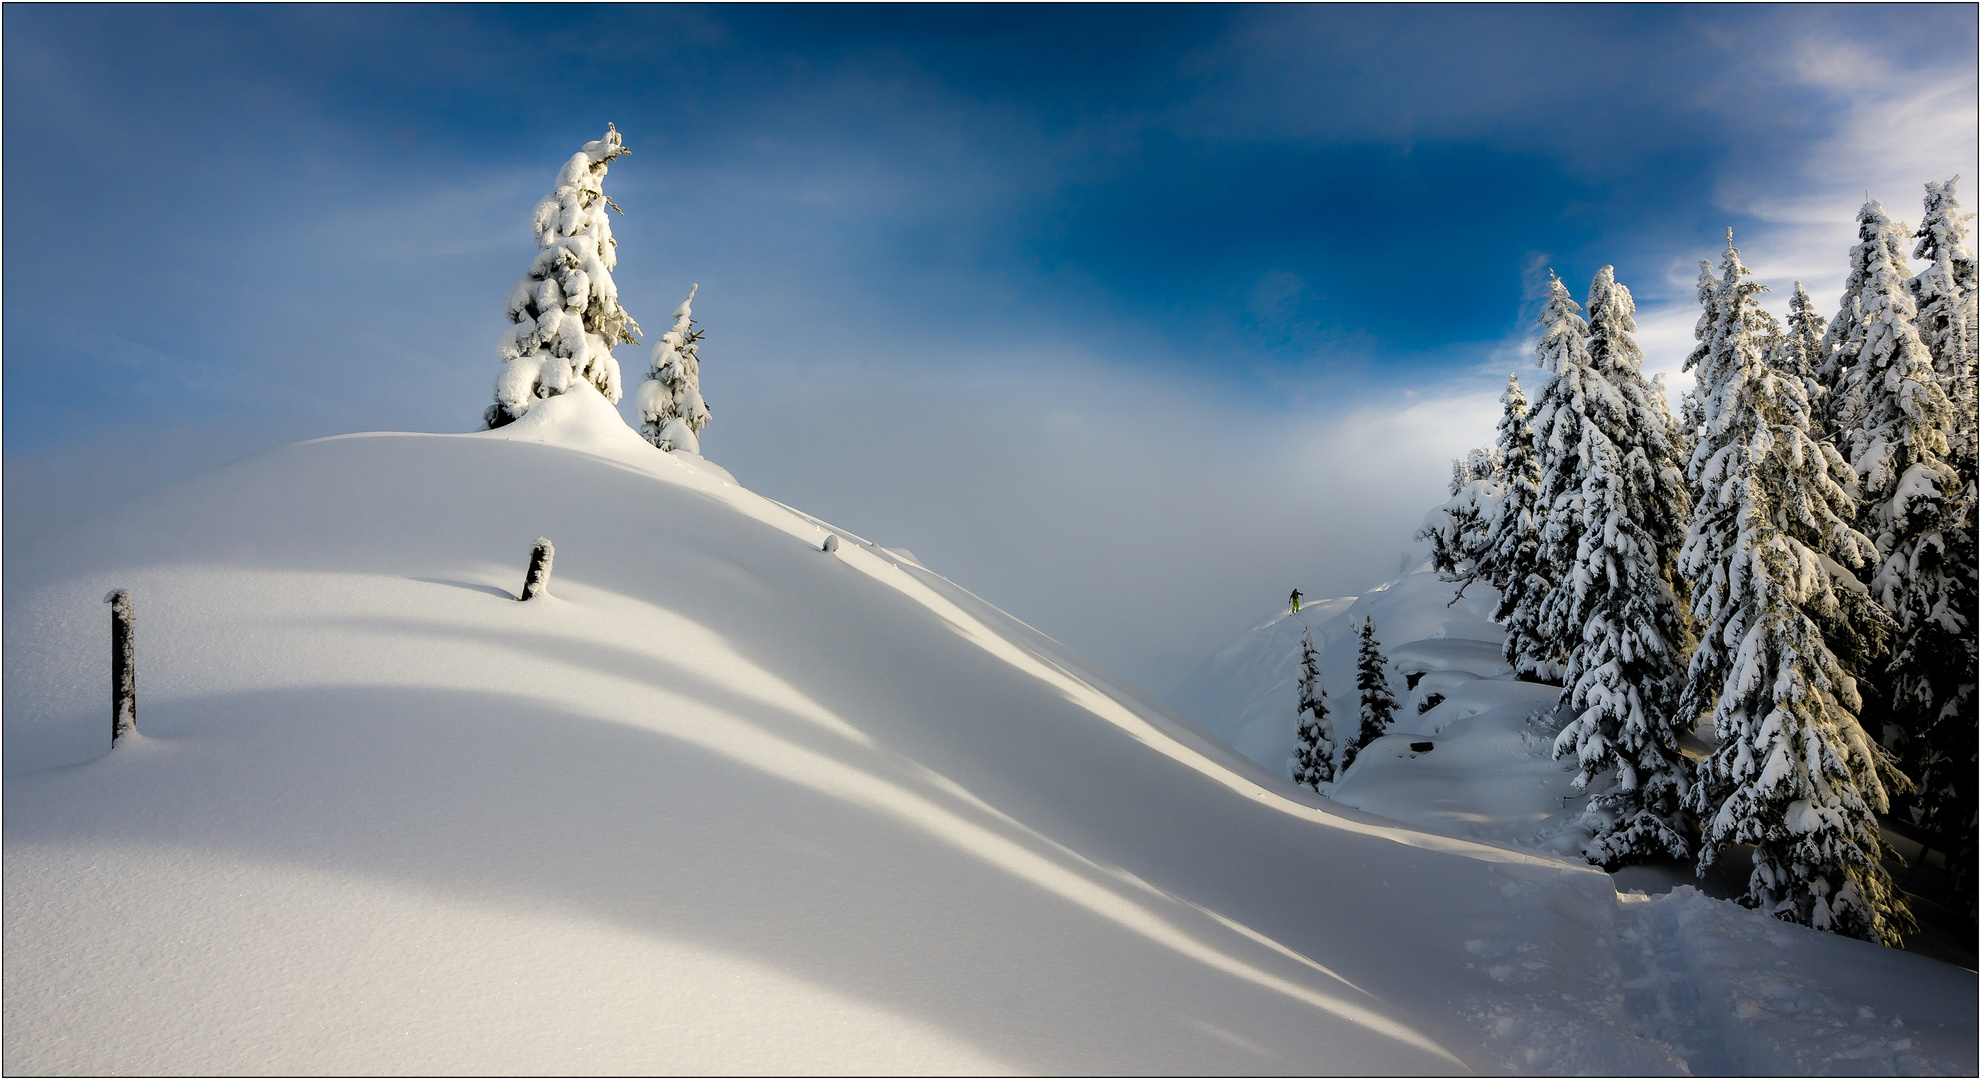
[488,125,642,428]
[1830,202,1963,773]
[1289,629,1336,789]
[1536,267,1695,866]
[1481,373,1553,681]
[1340,617,1398,775]
[1904,177,1980,915]
[1512,274,1606,685]
[1783,282,1831,410]
[1908,177,1978,444]
[1417,445,1503,590]
[1818,201,1916,439]
[1681,237,1912,946]
[1678,256,1734,452]
[637,284,714,453]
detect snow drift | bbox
[5,385,1974,1074]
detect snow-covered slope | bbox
[6,386,1974,1074]
[1166,569,1504,774]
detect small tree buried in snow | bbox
[487,125,642,429]
[521,539,554,601]
[1289,629,1336,789]
[1340,617,1397,776]
[638,284,713,453]
[1681,240,1913,947]
[104,589,135,743]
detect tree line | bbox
[1417,181,1976,946]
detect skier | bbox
[1289,589,1303,613]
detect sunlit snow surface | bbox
[1170,562,1977,1074]
[6,385,1974,1074]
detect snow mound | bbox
[5,434,1973,1075]
[473,378,671,469]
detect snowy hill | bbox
[5,385,1974,1074]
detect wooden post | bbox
[104,589,136,743]
[521,538,554,600]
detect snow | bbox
[1169,571,1975,1072]
[6,402,1974,1073]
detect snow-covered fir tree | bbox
[637,284,713,453]
[1417,445,1502,589]
[1540,266,1694,866]
[1480,373,1553,681]
[1829,202,1963,780]
[1511,276,1607,685]
[1908,177,1978,443]
[1680,238,1912,946]
[1783,282,1831,410]
[1850,177,1981,911]
[1340,617,1398,775]
[1679,259,1724,446]
[1289,629,1336,789]
[1818,201,1916,439]
[1903,177,1979,914]
[488,125,642,428]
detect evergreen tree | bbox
[1681,238,1912,946]
[1830,202,1963,774]
[1818,201,1916,438]
[1868,178,1981,912]
[1342,617,1398,775]
[1904,176,1980,915]
[1908,177,1978,440]
[488,125,642,428]
[1680,259,1723,445]
[1783,282,1831,411]
[1513,274,1602,684]
[1543,266,1695,866]
[637,284,714,453]
[1289,629,1337,789]
[1481,373,1553,681]
[1417,445,1502,590]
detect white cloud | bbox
[1708,35,1979,317]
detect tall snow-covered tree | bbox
[1908,177,1978,442]
[1289,629,1336,789]
[1830,202,1963,774]
[1904,177,1979,914]
[1513,275,1605,684]
[1681,238,1912,946]
[1864,178,1981,911]
[1341,617,1398,775]
[1540,266,1694,866]
[488,125,642,428]
[1783,282,1831,410]
[1818,201,1916,438]
[1481,374,1553,681]
[1417,445,1502,588]
[1679,258,1725,448]
[637,284,714,453]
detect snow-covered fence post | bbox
[104,589,135,743]
[521,539,555,601]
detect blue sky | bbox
[6,5,1976,691]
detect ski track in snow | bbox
[4,385,1973,1075]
